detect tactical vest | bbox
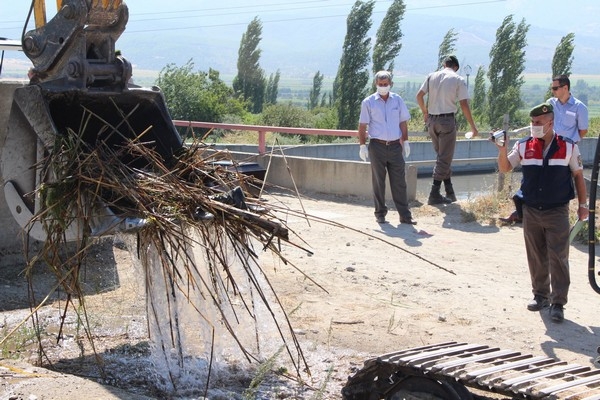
[518,134,575,209]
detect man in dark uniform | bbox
[500,74,589,224]
[495,102,588,322]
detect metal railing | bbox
[172,120,358,155]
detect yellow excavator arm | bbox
[33,1,47,29]
[1,0,183,240]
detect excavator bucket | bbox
[1,85,183,241]
[1,0,183,241]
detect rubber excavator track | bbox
[342,341,600,399]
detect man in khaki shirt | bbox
[416,55,479,205]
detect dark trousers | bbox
[522,204,570,305]
[368,141,411,220]
[427,114,457,181]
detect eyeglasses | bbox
[551,85,565,91]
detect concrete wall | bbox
[211,137,600,208]
[212,137,598,175]
[251,153,418,201]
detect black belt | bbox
[525,202,568,211]
[429,113,455,118]
[370,138,401,145]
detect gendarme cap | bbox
[529,102,553,117]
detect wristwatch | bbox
[579,203,588,209]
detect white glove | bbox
[402,140,410,158]
[359,144,368,162]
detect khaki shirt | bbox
[418,67,469,115]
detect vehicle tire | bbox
[386,375,473,400]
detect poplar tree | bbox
[233,17,266,113]
[545,33,575,99]
[437,28,458,69]
[372,0,405,77]
[333,0,374,130]
[487,15,529,127]
[265,70,280,105]
[552,33,575,77]
[471,66,487,125]
[309,71,324,110]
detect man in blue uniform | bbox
[495,102,588,322]
[549,74,589,143]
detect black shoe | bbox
[376,216,388,224]
[499,210,522,224]
[550,304,564,322]
[527,295,549,311]
[400,217,417,225]
[428,185,452,205]
[445,184,457,202]
[428,193,452,205]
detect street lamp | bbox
[464,64,472,91]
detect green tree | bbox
[260,103,313,128]
[157,61,245,137]
[260,103,313,143]
[545,32,575,99]
[372,0,405,77]
[471,65,487,125]
[333,0,375,130]
[311,106,338,130]
[487,15,529,128]
[265,69,280,105]
[232,16,266,114]
[321,92,332,108]
[437,28,458,69]
[552,33,575,77]
[309,71,324,110]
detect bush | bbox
[156,60,246,139]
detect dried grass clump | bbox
[19,105,315,384]
[459,174,519,224]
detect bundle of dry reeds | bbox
[22,104,314,384]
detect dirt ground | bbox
[1,189,600,399]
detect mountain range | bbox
[115,12,599,82]
[2,7,598,86]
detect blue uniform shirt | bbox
[549,95,588,143]
[358,92,410,141]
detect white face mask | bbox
[376,85,390,96]
[530,122,548,138]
